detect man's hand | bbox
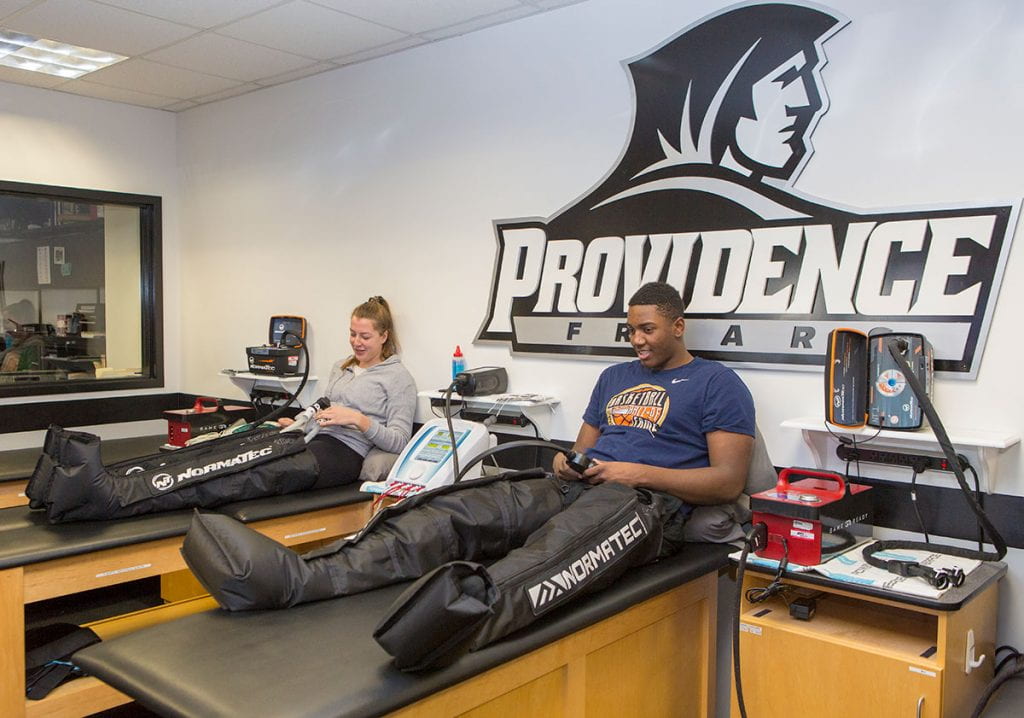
[553,451,584,481]
[552,423,601,480]
[580,460,643,487]
[574,431,753,504]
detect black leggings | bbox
[307,435,364,489]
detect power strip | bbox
[460,409,533,427]
[836,444,967,473]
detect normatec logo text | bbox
[476,3,1016,376]
[526,512,648,612]
[150,447,274,491]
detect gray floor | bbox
[983,673,1024,717]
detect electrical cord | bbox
[824,420,882,446]
[967,463,984,552]
[743,538,790,604]
[993,645,1022,675]
[909,468,930,545]
[970,648,1024,718]
[438,382,551,480]
[527,415,541,468]
[443,381,461,482]
[452,438,575,483]
[862,339,1008,590]
[733,522,768,718]
[430,401,463,420]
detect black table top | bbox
[75,542,732,718]
[0,483,368,570]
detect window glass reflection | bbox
[0,195,143,386]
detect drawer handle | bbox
[916,695,925,718]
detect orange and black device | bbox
[246,315,306,375]
[825,328,868,427]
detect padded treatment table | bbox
[0,483,373,718]
[76,542,733,718]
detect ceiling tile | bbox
[252,61,336,87]
[0,65,67,88]
[93,0,283,29]
[218,0,407,60]
[530,0,588,9]
[59,78,179,108]
[5,0,197,56]
[161,98,197,112]
[83,57,241,100]
[420,4,539,42]
[0,0,35,22]
[312,0,522,34]
[332,35,424,66]
[191,82,261,104]
[146,33,313,82]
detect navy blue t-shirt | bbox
[583,357,755,469]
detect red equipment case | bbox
[750,468,872,566]
[163,397,256,447]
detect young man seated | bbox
[181,282,755,671]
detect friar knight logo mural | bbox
[477,2,1017,375]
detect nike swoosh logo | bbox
[671,378,689,384]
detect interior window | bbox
[0,181,162,397]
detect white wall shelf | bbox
[220,370,319,408]
[418,391,560,439]
[781,416,1020,493]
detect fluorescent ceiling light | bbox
[0,29,126,79]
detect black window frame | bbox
[0,180,163,398]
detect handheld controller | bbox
[565,450,595,474]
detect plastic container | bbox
[451,345,466,380]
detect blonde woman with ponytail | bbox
[292,296,417,487]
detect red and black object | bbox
[750,468,872,566]
[163,397,256,447]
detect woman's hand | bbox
[315,406,370,432]
[277,417,295,427]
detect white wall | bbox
[0,0,1017,653]
[0,81,180,446]
[174,0,1024,647]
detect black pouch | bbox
[25,623,101,699]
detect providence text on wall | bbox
[477,2,1017,376]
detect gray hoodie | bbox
[319,354,417,457]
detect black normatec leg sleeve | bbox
[180,472,567,611]
[181,474,676,672]
[373,481,668,670]
[26,425,318,523]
